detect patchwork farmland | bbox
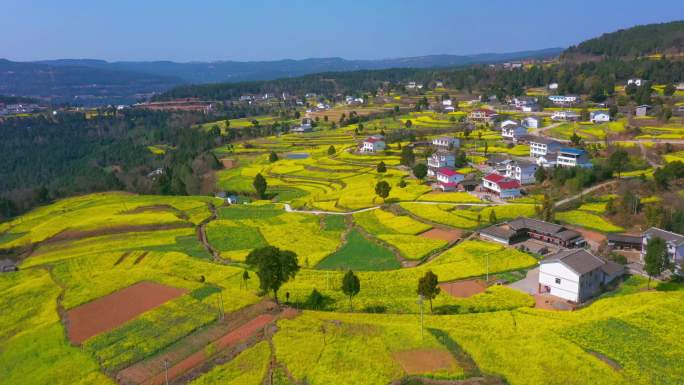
[3,19,684,385]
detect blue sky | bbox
[1,0,682,62]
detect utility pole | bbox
[219,291,225,320]
[416,294,424,340]
[163,358,170,385]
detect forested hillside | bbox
[0,110,221,218]
[563,20,684,57]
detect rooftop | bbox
[541,249,606,275]
[559,148,586,156]
[644,227,684,245]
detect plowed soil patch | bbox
[393,349,458,374]
[420,228,463,243]
[66,281,187,344]
[440,279,486,298]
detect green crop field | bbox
[317,229,400,271]
[189,341,271,385]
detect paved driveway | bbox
[508,267,539,295]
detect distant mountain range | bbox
[0,48,562,105]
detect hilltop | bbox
[562,20,684,58]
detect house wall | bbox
[539,262,580,302]
[578,269,603,302]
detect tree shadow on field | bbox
[291,288,335,311]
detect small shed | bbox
[607,234,642,250]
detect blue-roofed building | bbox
[557,148,592,168]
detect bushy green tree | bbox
[417,270,440,313]
[375,180,391,201]
[342,270,360,310]
[253,173,268,199]
[246,246,299,303]
[412,163,428,180]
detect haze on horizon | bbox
[2,0,683,63]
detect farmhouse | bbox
[501,125,528,140]
[468,109,498,123]
[635,104,651,117]
[505,160,537,185]
[512,97,537,110]
[551,110,580,121]
[590,110,610,123]
[291,118,313,133]
[442,99,453,107]
[360,135,386,153]
[641,227,684,272]
[548,95,580,105]
[539,249,623,303]
[557,148,592,168]
[481,173,521,199]
[427,151,456,176]
[435,168,465,191]
[529,137,562,158]
[607,234,643,250]
[432,136,460,150]
[480,217,585,248]
[548,83,559,90]
[627,78,644,87]
[522,116,540,129]
[0,259,18,273]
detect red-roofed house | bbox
[436,168,464,191]
[360,135,386,153]
[468,109,498,123]
[482,172,521,199]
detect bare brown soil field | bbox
[440,279,487,298]
[420,228,463,243]
[220,158,237,168]
[66,281,187,344]
[393,349,458,375]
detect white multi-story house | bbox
[481,173,521,199]
[522,116,540,129]
[442,99,453,106]
[551,110,580,121]
[557,148,592,168]
[590,110,610,123]
[539,249,623,303]
[501,125,528,140]
[436,168,464,191]
[360,136,386,153]
[427,151,456,177]
[505,161,537,185]
[548,95,580,105]
[432,136,460,150]
[548,83,559,90]
[529,137,562,158]
[627,78,644,87]
[641,228,684,272]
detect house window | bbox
[555,278,561,284]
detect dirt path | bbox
[554,180,618,208]
[197,203,221,261]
